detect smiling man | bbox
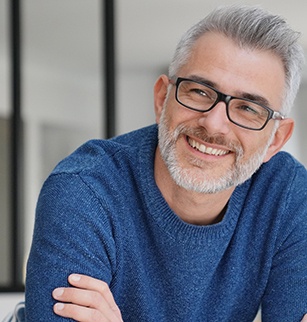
[25,5,307,322]
[153,30,290,226]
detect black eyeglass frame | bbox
[171,77,285,131]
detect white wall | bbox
[116,66,159,135]
[282,81,306,164]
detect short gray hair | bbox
[168,5,305,115]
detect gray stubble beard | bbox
[157,106,276,194]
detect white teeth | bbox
[206,147,213,154]
[188,138,229,156]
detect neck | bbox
[154,148,234,226]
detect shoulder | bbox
[52,124,158,175]
[247,151,307,228]
[237,152,306,226]
[258,151,306,193]
[38,124,158,212]
[35,125,158,232]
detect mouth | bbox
[187,136,230,156]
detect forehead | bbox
[178,32,286,109]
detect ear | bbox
[263,118,294,162]
[154,74,170,124]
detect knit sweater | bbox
[25,124,307,322]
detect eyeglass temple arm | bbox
[272,111,285,120]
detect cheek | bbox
[161,104,187,129]
[169,105,208,131]
[240,133,272,160]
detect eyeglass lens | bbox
[177,80,270,130]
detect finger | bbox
[53,287,107,309]
[53,288,122,322]
[53,302,122,322]
[68,274,121,316]
[301,314,307,322]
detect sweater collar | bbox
[137,124,252,245]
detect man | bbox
[25,4,307,321]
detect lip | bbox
[186,135,231,157]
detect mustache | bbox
[173,124,243,155]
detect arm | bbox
[25,173,117,320]
[53,274,122,322]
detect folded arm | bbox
[53,274,307,322]
[53,274,123,322]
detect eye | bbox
[191,88,207,96]
[190,87,214,100]
[237,104,260,115]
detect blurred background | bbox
[0,0,306,317]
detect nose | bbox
[197,101,231,134]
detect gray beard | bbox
[158,108,276,194]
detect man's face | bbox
[155,32,287,194]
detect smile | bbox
[187,137,230,156]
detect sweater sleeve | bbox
[25,172,117,321]
[261,166,307,322]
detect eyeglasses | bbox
[171,77,285,131]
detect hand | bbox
[52,274,123,322]
[302,314,307,322]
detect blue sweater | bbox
[25,125,307,321]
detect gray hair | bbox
[168,5,305,115]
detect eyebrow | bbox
[186,74,271,107]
